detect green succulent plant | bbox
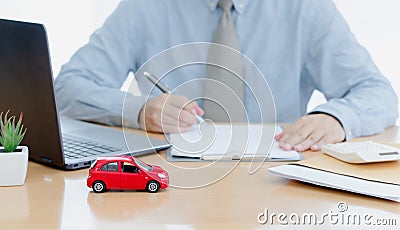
[0,111,27,153]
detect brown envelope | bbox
[294,152,400,185]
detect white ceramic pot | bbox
[0,146,29,186]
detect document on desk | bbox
[269,154,400,202]
[168,124,302,161]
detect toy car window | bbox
[100,162,118,172]
[134,158,152,172]
[122,162,140,173]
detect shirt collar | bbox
[204,0,250,14]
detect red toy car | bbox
[87,156,169,193]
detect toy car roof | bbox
[96,155,135,162]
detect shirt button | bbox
[239,3,244,9]
[209,2,216,8]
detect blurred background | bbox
[0,0,399,124]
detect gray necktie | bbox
[203,0,245,122]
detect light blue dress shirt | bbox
[55,0,398,139]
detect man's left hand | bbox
[275,114,346,151]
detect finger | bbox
[142,117,181,134]
[182,100,205,119]
[177,107,197,126]
[159,123,191,134]
[143,114,176,133]
[161,106,196,127]
[141,94,192,133]
[311,133,345,151]
[278,123,305,144]
[191,102,204,116]
[167,94,191,110]
[183,101,202,117]
[280,125,317,151]
[310,136,332,151]
[159,111,192,133]
[165,95,202,122]
[293,131,324,152]
[165,96,200,125]
[274,132,285,141]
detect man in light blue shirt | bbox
[55,0,398,151]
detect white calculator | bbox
[322,141,400,164]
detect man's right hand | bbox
[139,94,204,133]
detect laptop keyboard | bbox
[63,137,122,159]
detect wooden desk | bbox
[1,127,399,229]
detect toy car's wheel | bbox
[147,180,160,193]
[92,180,106,193]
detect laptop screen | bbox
[0,19,64,166]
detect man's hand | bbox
[275,114,345,151]
[139,94,204,133]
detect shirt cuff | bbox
[309,100,362,140]
[121,93,148,129]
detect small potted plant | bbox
[0,111,28,186]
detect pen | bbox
[144,71,205,123]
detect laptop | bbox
[0,19,171,170]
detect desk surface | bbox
[1,126,399,229]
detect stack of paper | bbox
[269,154,400,202]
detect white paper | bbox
[169,124,302,161]
[269,164,400,202]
